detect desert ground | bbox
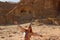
[0,23,60,40]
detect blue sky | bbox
[0,0,20,2]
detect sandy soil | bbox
[0,23,60,40]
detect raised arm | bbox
[14,21,26,32]
[31,32,43,37]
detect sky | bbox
[0,0,20,2]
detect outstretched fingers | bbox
[19,26,26,32]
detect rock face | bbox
[16,0,60,18]
[9,0,60,24]
[0,0,60,25]
[0,2,16,25]
[11,0,60,19]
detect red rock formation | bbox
[0,1,17,25]
[14,0,60,18]
[0,0,60,25]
